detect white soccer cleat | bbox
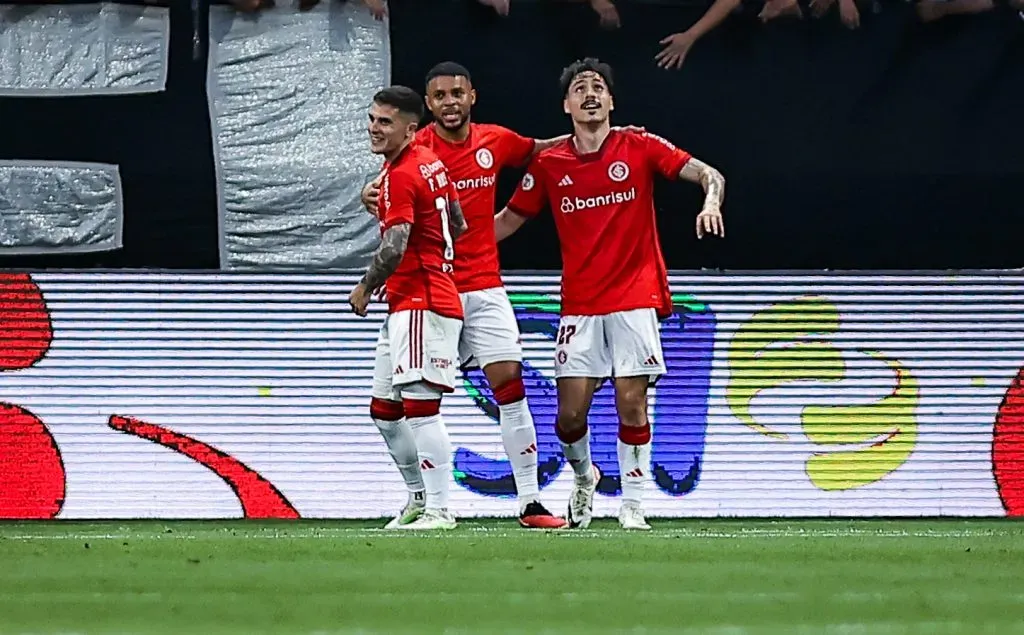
[384,492,425,529]
[397,508,457,531]
[618,503,652,531]
[566,464,600,529]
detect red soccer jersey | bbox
[507,129,692,317]
[378,143,464,320]
[415,122,536,292]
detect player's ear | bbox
[609,95,615,112]
[470,88,477,107]
[563,98,570,116]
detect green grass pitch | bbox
[1,519,1023,634]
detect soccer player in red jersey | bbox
[362,62,572,529]
[493,58,727,530]
[349,86,468,530]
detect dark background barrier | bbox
[0,0,1021,270]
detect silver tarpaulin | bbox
[0,161,123,254]
[208,3,389,270]
[0,3,169,95]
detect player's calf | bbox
[370,397,426,528]
[399,383,457,530]
[614,376,654,530]
[486,364,566,529]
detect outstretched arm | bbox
[494,207,529,242]
[361,223,411,290]
[679,157,726,238]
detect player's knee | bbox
[617,402,648,428]
[615,386,649,428]
[483,361,522,391]
[370,397,403,421]
[556,406,588,434]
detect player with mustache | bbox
[493,58,726,530]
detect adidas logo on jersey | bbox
[558,175,574,187]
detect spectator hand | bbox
[364,0,387,20]
[656,33,696,71]
[759,0,804,21]
[915,0,946,21]
[809,0,835,18]
[590,0,621,29]
[838,0,860,27]
[478,0,510,16]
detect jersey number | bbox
[434,196,455,266]
[557,325,577,346]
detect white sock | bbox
[373,418,424,495]
[561,429,594,482]
[408,414,452,512]
[498,399,540,507]
[617,438,652,507]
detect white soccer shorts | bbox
[457,286,524,370]
[553,308,666,383]
[372,309,463,401]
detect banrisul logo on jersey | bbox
[453,293,716,498]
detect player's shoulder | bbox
[471,122,515,140]
[393,145,445,180]
[414,124,435,144]
[634,129,681,151]
[532,137,573,164]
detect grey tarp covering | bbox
[208,3,389,270]
[0,3,169,95]
[0,161,123,254]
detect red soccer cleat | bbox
[518,501,569,529]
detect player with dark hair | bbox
[494,58,726,530]
[362,62,572,529]
[350,85,468,530]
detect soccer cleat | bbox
[398,508,458,530]
[518,501,569,529]
[618,503,652,531]
[384,492,426,529]
[566,464,601,529]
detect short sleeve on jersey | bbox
[507,159,547,218]
[382,168,419,230]
[496,126,536,168]
[643,132,692,180]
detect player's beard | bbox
[437,111,469,133]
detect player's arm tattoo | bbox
[448,199,468,240]
[679,157,726,212]
[361,222,411,289]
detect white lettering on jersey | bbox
[418,159,446,180]
[643,131,680,152]
[559,187,636,214]
[453,174,497,191]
